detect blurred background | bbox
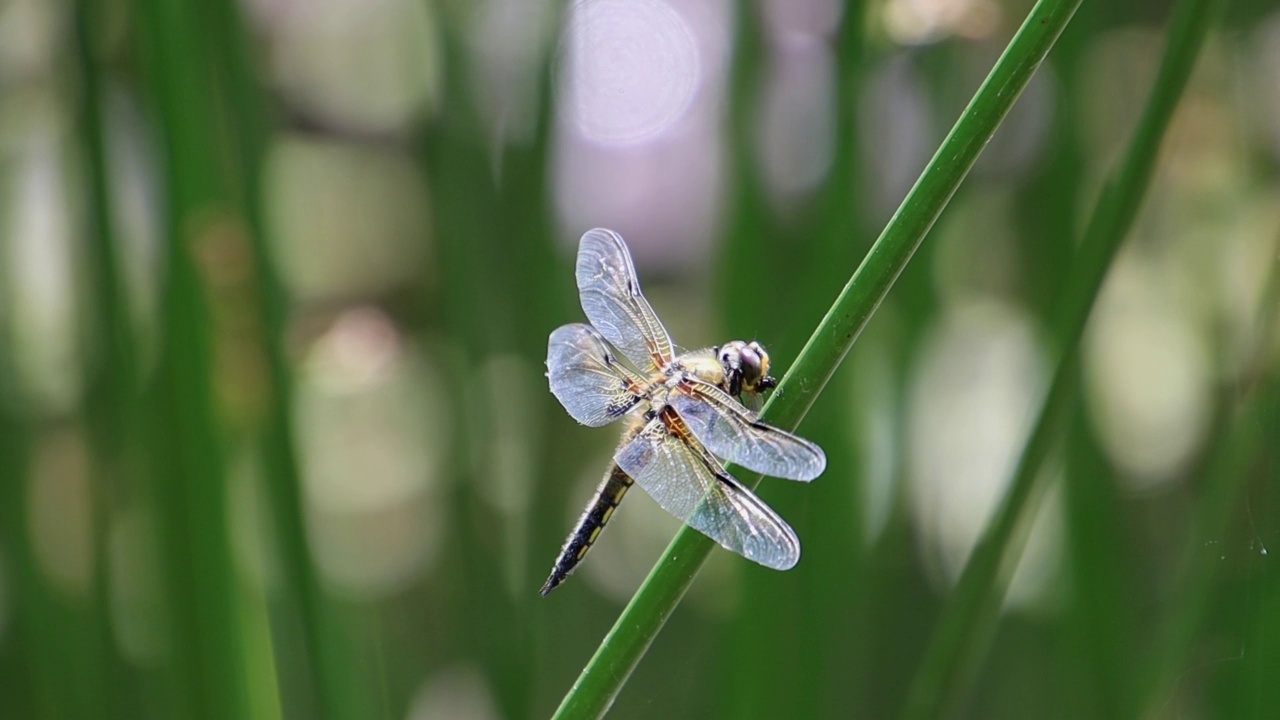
[0,0,1277,718]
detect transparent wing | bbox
[547,323,645,427]
[615,416,800,570]
[670,380,826,481]
[576,228,674,372]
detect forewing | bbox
[575,228,674,371]
[547,324,644,427]
[671,380,826,481]
[614,417,801,570]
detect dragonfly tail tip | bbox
[539,576,560,597]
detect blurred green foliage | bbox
[0,0,1276,719]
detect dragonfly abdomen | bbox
[540,464,634,596]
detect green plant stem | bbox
[1062,377,1133,718]
[133,0,252,715]
[901,0,1224,716]
[550,0,1081,716]
[0,412,39,720]
[421,19,559,719]
[1136,238,1280,716]
[202,1,355,717]
[71,0,133,714]
[1137,374,1278,719]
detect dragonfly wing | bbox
[547,323,644,427]
[576,228,675,372]
[614,416,801,570]
[671,380,826,481]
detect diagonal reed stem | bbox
[551,0,1082,715]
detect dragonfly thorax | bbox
[635,356,727,420]
[636,366,695,417]
[667,353,727,389]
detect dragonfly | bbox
[541,228,826,595]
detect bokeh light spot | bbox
[406,665,500,720]
[560,0,700,145]
[27,427,94,599]
[906,301,1062,612]
[295,308,446,600]
[1085,260,1212,489]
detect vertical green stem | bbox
[1137,375,1279,718]
[200,0,356,716]
[132,0,253,717]
[0,407,39,720]
[1137,240,1280,716]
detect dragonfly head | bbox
[717,340,776,399]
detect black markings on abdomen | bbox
[540,464,634,596]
